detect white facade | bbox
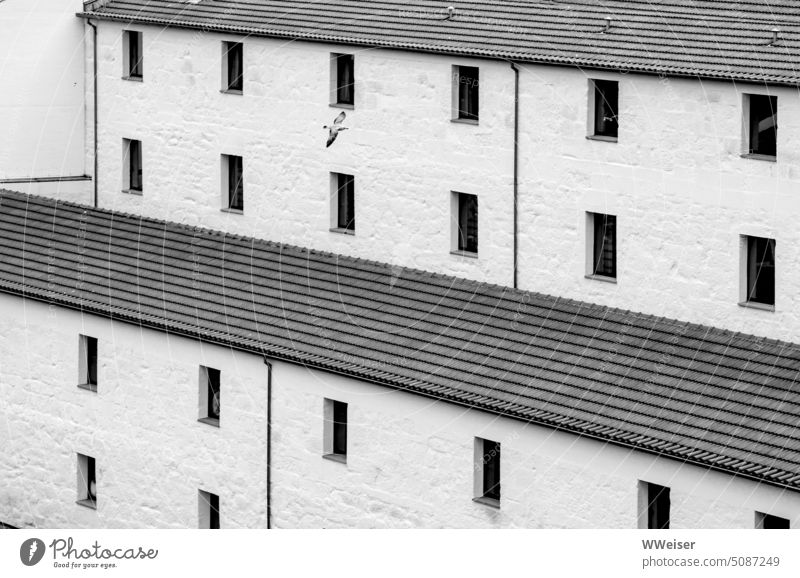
[89,22,800,342]
[1,293,797,529]
[0,0,90,200]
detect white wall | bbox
[0,294,270,529]
[0,0,89,201]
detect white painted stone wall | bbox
[90,22,800,341]
[92,22,515,286]
[0,293,797,528]
[0,0,90,201]
[0,294,269,529]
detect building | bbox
[1,0,800,528]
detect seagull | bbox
[324,111,348,147]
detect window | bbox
[745,94,777,158]
[756,512,790,529]
[323,399,347,462]
[590,79,618,139]
[330,173,355,233]
[473,437,500,506]
[638,481,670,529]
[222,41,243,93]
[588,212,617,280]
[122,139,142,193]
[199,490,220,529]
[77,454,97,509]
[199,366,220,426]
[221,154,243,211]
[453,66,479,122]
[452,192,478,254]
[78,335,98,391]
[331,53,354,106]
[0,522,18,529]
[123,30,143,80]
[741,235,775,307]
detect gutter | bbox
[262,357,273,529]
[87,18,99,208]
[510,61,519,289]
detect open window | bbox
[744,94,777,158]
[740,235,775,308]
[638,481,670,529]
[473,437,500,507]
[77,453,97,509]
[199,366,220,426]
[221,154,244,212]
[123,30,143,80]
[587,212,617,280]
[323,399,348,462]
[331,53,354,106]
[452,192,478,255]
[452,65,479,122]
[589,79,618,139]
[78,335,98,391]
[222,41,243,93]
[330,173,355,234]
[199,490,220,529]
[122,138,142,193]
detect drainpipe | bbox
[510,61,520,289]
[87,19,98,208]
[262,356,273,529]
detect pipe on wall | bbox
[87,18,98,208]
[510,61,520,289]
[262,356,273,529]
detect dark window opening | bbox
[209,493,220,530]
[129,140,142,192]
[647,483,670,529]
[593,80,618,137]
[335,54,354,105]
[332,400,347,456]
[207,368,220,420]
[226,42,243,91]
[592,213,616,278]
[336,173,355,231]
[748,95,777,157]
[746,236,775,306]
[482,439,501,501]
[456,66,479,121]
[762,514,790,529]
[457,193,478,253]
[85,336,98,386]
[227,155,243,210]
[127,31,142,78]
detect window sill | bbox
[122,75,143,83]
[472,497,500,509]
[740,153,776,162]
[76,499,97,510]
[198,417,220,428]
[585,274,617,284]
[221,89,243,95]
[450,250,478,259]
[451,118,479,126]
[738,301,775,312]
[220,208,244,215]
[330,103,354,110]
[77,383,97,393]
[121,189,143,196]
[586,135,618,143]
[322,453,347,464]
[329,227,355,236]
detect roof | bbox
[80,0,800,85]
[2,189,800,489]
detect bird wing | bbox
[333,111,346,125]
[326,130,338,147]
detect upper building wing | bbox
[80,0,800,84]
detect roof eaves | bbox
[76,10,800,87]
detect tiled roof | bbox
[80,0,800,84]
[2,189,800,488]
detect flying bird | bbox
[324,111,348,147]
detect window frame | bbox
[221,154,244,212]
[451,191,478,256]
[740,235,776,310]
[122,30,143,80]
[78,334,98,392]
[473,437,501,508]
[77,453,97,509]
[122,138,142,194]
[198,366,221,427]
[588,79,619,141]
[198,490,220,529]
[586,212,617,281]
[452,65,479,123]
[756,512,790,529]
[330,53,354,107]
[323,398,348,463]
[638,481,670,529]
[743,93,777,160]
[222,41,243,94]
[330,172,355,234]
